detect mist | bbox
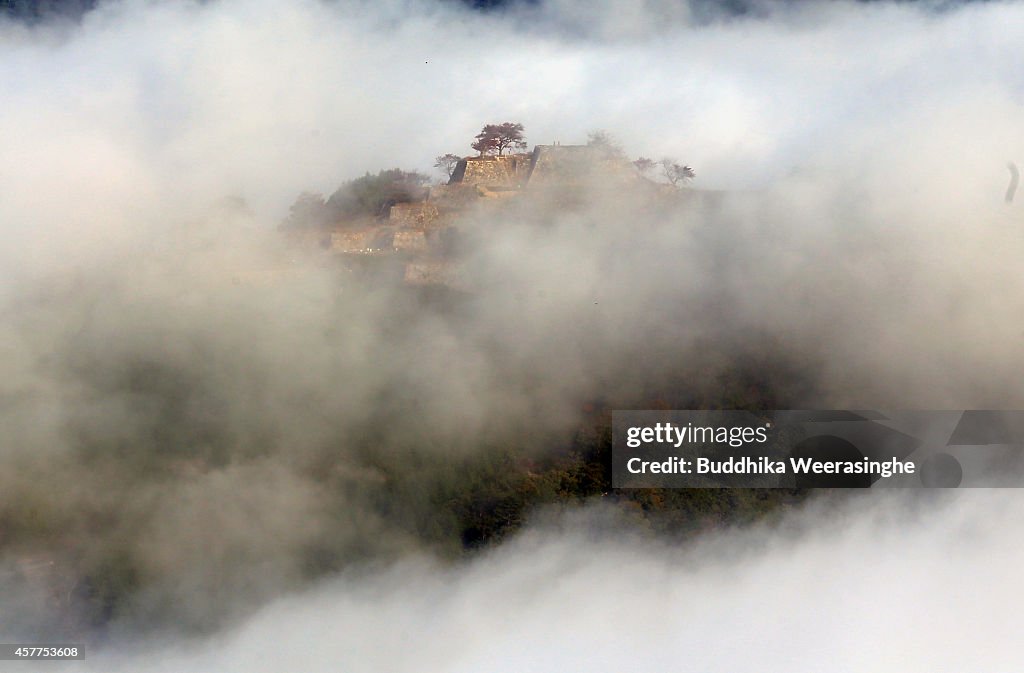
[2,0,1024,662]
[28,491,1024,672]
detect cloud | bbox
[2,0,1024,650]
[57,491,1024,672]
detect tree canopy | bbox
[633,157,656,175]
[586,129,625,158]
[284,168,431,227]
[326,169,431,219]
[472,122,526,156]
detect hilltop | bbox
[281,129,699,288]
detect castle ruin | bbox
[318,143,644,287]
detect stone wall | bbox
[428,184,481,211]
[450,154,531,189]
[392,229,427,252]
[330,228,375,253]
[526,145,636,186]
[330,226,430,254]
[404,260,465,289]
[388,202,441,229]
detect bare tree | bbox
[472,122,526,156]
[434,153,461,180]
[660,158,695,186]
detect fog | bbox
[34,491,1024,672]
[2,0,1024,665]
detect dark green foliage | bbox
[284,192,329,228]
[2,213,815,635]
[326,169,431,220]
[283,169,431,227]
[0,353,812,634]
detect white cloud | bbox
[64,492,1024,673]
[3,0,1024,658]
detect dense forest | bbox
[1,266,812,636]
